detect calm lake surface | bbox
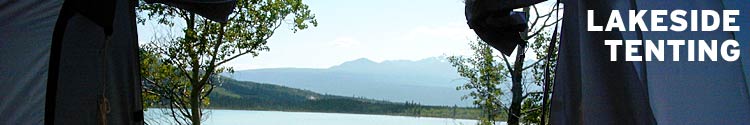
[145,109,503,125]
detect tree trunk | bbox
[508,74,523,125]
[507,44,526,125]
[505,7,532,125]
[488,86,496,122]
[185,13,202,125]
[190,86,201,125]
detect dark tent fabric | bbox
[59,0,116,35]
[550,0,656,124]
[145,0,236,23]
[551,0,750,124]
[466,11,528,55]
[724,0,750,99]
[48,0,142,124]
[0,0,62,124]
[1,0,235,124]
[464,0,546,55]
[633,0,750,124]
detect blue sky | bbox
[138,0,557,70]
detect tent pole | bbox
[541,1,561,125]
[46,2,74,124]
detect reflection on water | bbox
[145,108,506,125]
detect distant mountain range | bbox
[222,57,473,106]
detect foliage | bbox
[140,49,164,110]
[504,5,561,125]
[520,92,542,124]
[137,0,317,124]
[140,47,212,124]
[447,39,506,125]
[449,4,561,125]
[527,31,559,124]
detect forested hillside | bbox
[208,77,487,120]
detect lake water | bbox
[145,109,504,125]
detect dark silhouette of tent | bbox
[465,0,546,55]
[0,0,234,124]
[466,0,750,124]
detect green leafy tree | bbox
[497,5,560,125]
[526,31,558,125]
[448,40,506,125]
[137,0,317,124]
[140,48,200,124]
[451,4,561,125]
[501,5,560,125]
[520,93,542,124]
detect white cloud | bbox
[404,23,475,41]
[380,22,476,59]
[331,37,361,48]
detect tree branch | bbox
[526,7,562,40]
[522,58,544,71]
[199,23,227,85]
[529,5,541,31]
[500,54,514,73]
